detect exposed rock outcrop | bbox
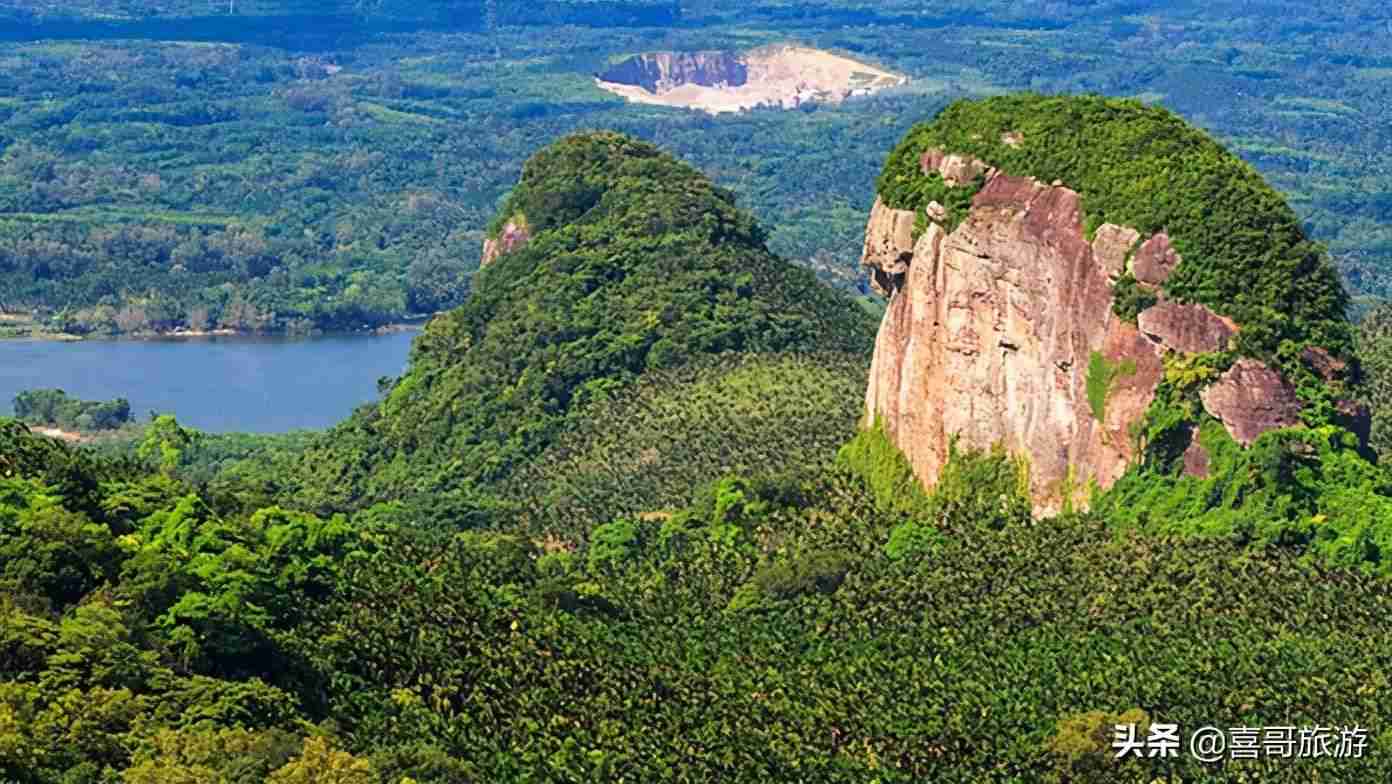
[598,51,748,94]
[1182,438,1211,478]
[481,219,529,267]
[1301,345,1347,383]
[1198,359,1302,446]
[919,149,992,185]
[860,154,1343,513]
[1091,224,1140,280]
[594,45,905,114]
[861,97,1364,517]
[1137,300,1237,354]
[1131,232,1180,286]
[861,198,916,296]
[863,170,1165,514]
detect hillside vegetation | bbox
[509,352,870,531]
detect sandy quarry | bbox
[595,45,906,114]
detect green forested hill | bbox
[271,131,876,514]
[877,94,1392,564]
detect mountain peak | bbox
[862,94,1365,514]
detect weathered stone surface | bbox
[919,148,992,186]
[1301,345,1348,383]
[1182,437,1211,478]
[1131,232,1180,286]
[1137,300,1238,354]
[481,219,530,267]
[863,174,1163,515]
[1090,223,1141,279]
[598,51,748,93]
[1199,359,1302,445]
[861,197,918,296]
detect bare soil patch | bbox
[595,44,905,114]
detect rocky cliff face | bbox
[481,218,529,267]
[861,149,1364,515]
[598,52,748,94]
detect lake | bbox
[0,331,417,433]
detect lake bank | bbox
[0,319,428,343]
[0,330,417,433]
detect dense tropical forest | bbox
[7,0,1392,780]
[6,120,1392,780]
[2,0,1392,334]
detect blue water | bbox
[0,331,417,433]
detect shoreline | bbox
[0,319,430,343]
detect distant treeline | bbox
[0,1,681,48]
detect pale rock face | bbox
[1131,232,1180,286]
[859,153,1358,513]
[919,148,992,185]
[481,219,530,267]
[1090,223,1141,280]
[1137,299,1238,354]
[599,52,749,94]
[861,198,917,296]
[1182,438,1212,478]
[1301,346,1347,382]
[593,46,904,114]
[1199,359,1302,446]
[863,173,1164,515]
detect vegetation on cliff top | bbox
[278,131,877,512]
[877,94,1353,359]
